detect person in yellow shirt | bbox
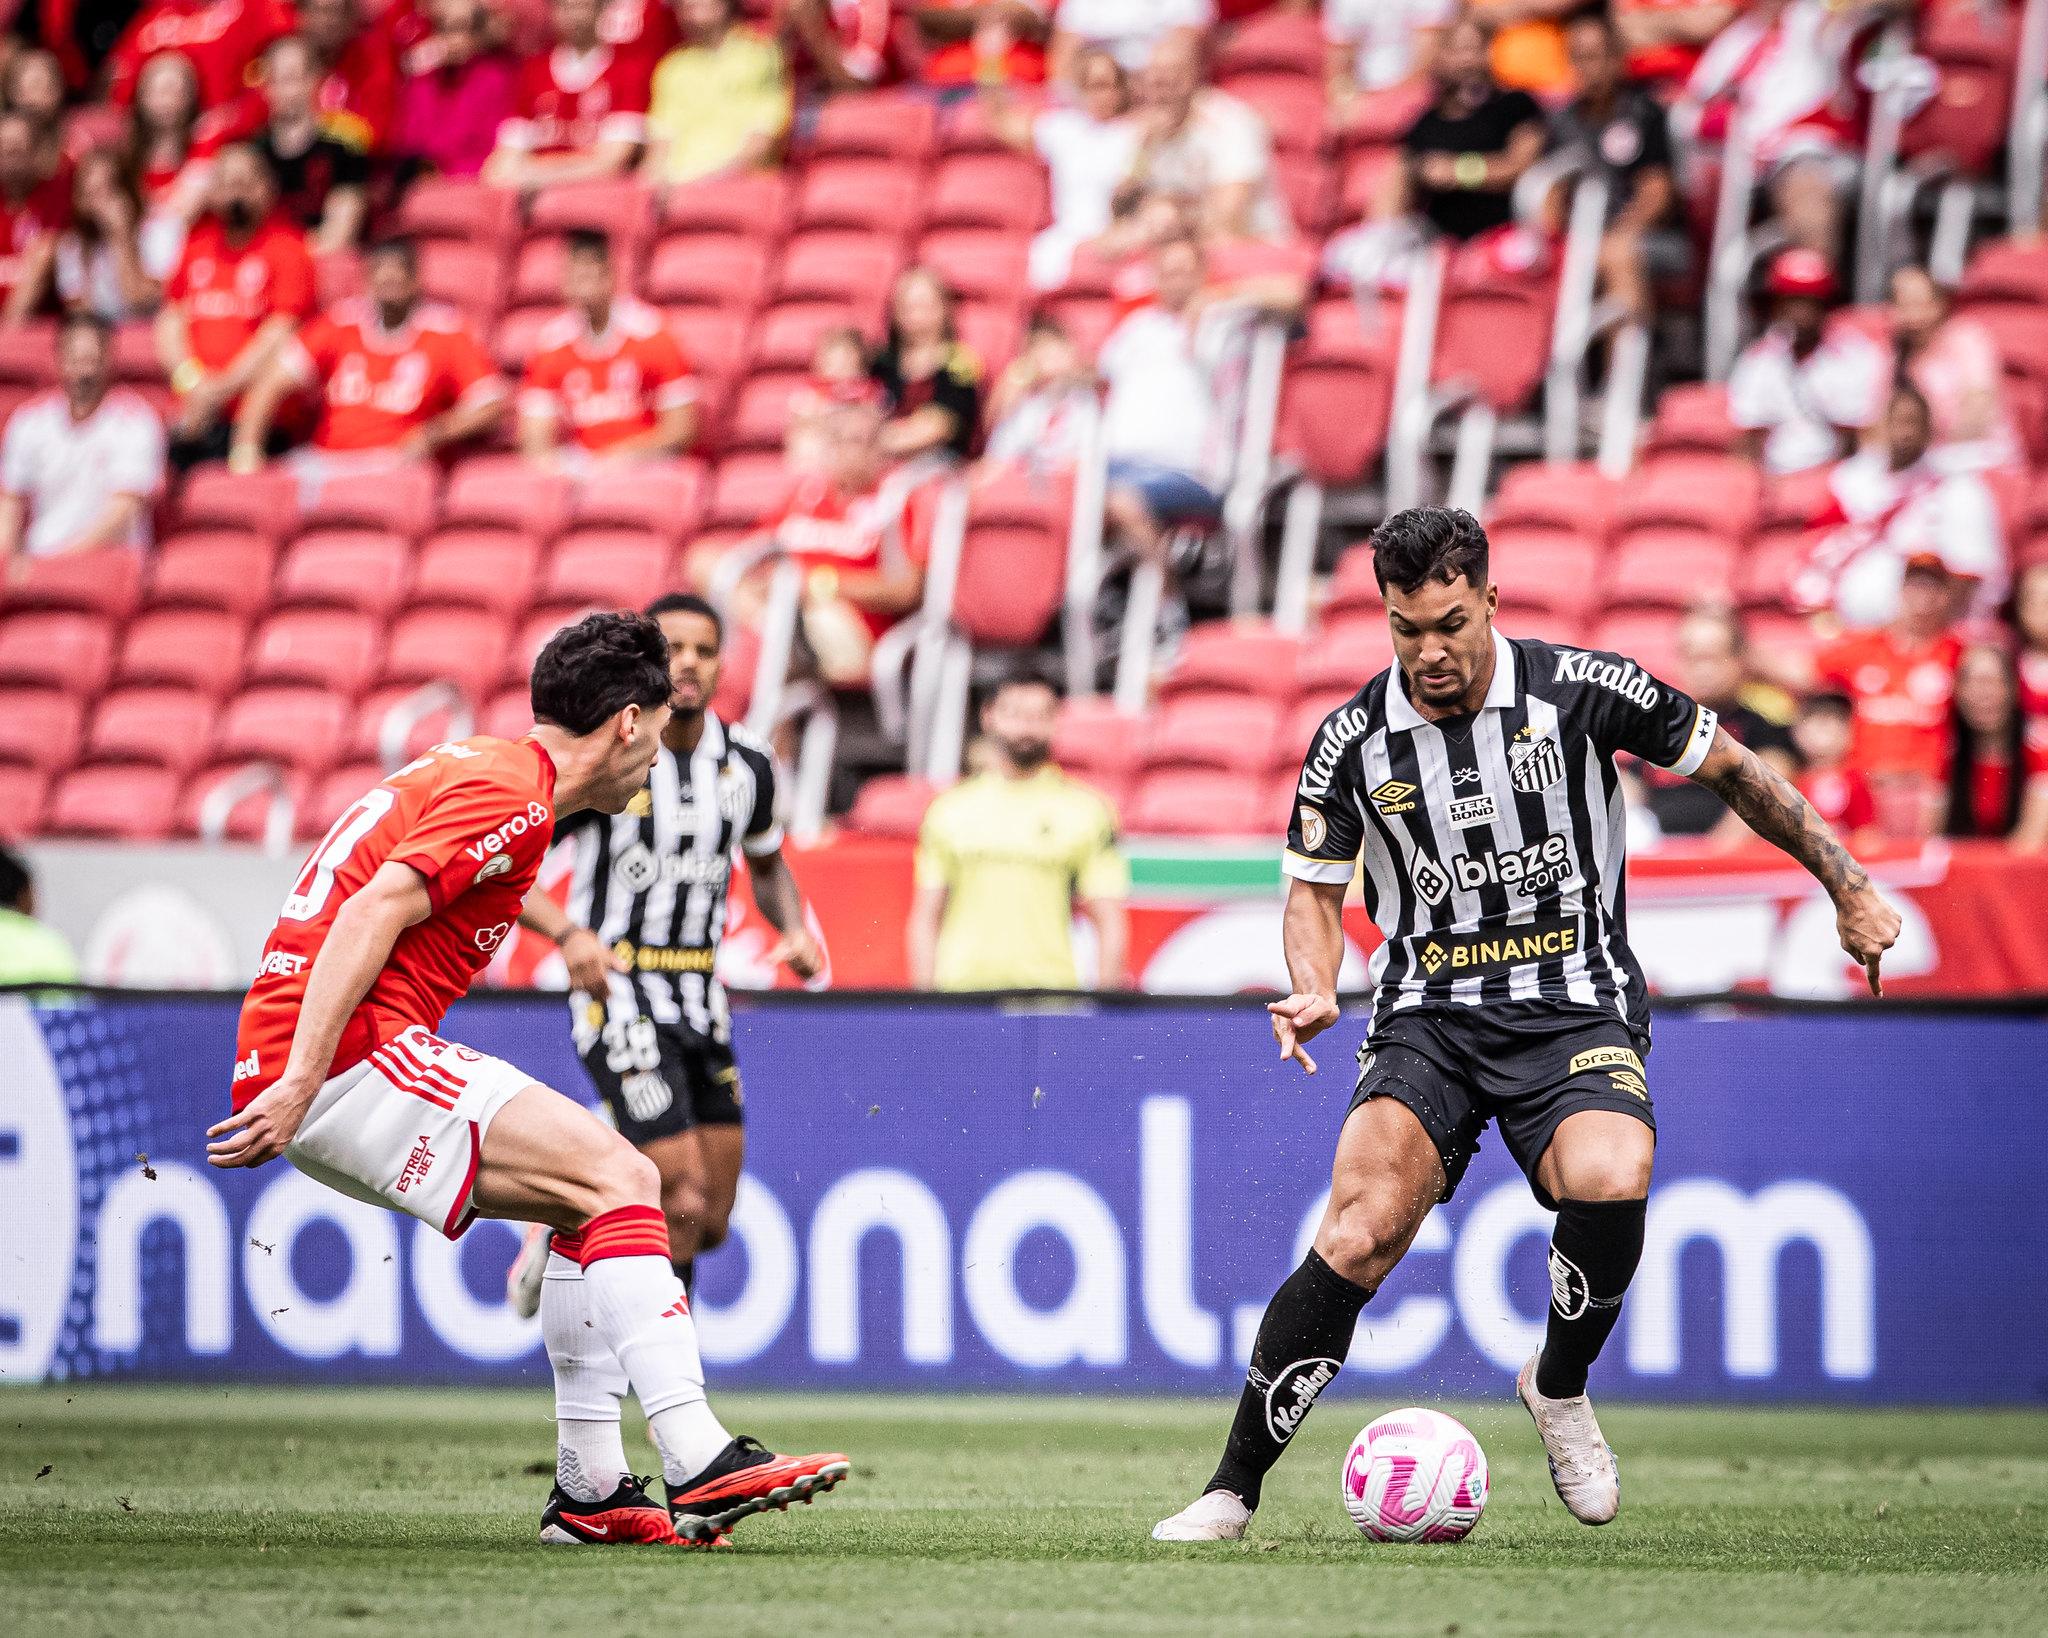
[909,672,1130,991]
[643,0,792,188]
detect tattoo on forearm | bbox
[1701,741,1869,899]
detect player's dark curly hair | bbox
[1371,506,1491,596]
[530,612,672,735]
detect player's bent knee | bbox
[585,1140,663,1216]
[1316,1204,1392,1287]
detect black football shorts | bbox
[581,1020,744,1147]
[1346,1001,1654,1208]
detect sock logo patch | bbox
[1548,1246,1623,1320]
[1264,1357,1341,1444]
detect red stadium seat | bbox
[2,546,143,617]
[395,175,519,245]
[796,159,926,236]
[273,528,414,615]
[1143,695,1290,774]
[441,456,573,537]
[1284,689,1357,759]
[174,467,299,540]
[0,610,115,693]
[0,763,48,835]
[108,322,163,382]
[1274,151,1334,236]
[706,454,794,530]
[1901,4,2018,177]
[1216,73,1324,155]
[572,460,708,541]
[1161,620,1305,702]
[1337,144,1401,219]
[480,683,536,739]
[1604,531,1740,610]
[956,301,1025,380]
[916,230,1030,301]
[302,759,387,836]
[811,91,938,162]
[726,370,809,453]
[1216,9,1323,77]
[245,608,381,694]
[1320,546,1386,622]
[953,522,1065,648]
[777,233,904,307]
[212,685,350,772]
[45,762,179,840]
[1761,465,1835,531]
[379,608,511,698]
[664,308,753,388]
[662,171,793,239]
[346,681,479,765]
[1433,238,1559,413]
[177,762,310,843]
[1042,293,1117,360]
[297,465,440,538]
[0,321,57,384]
[1487,525,1606,621]
[491,304,558,373]
[1278,325,1396,487]
[511,234,573,307]
[1958,237,2048,306]
[419,240,509,324]
[411,528,543,615]
[1644,381,1738,455]
[147,530,277,616]
[0,687,85,771]
[1738,527,1811,611]
[939,89,1041,155]
[540,528,674,609]
[926,155,1048,231]
[317,247,366,307]
[645,233,774,311]
[1487,461,1619,538]
[1299,615,1392,694]
[1125,768,1272,836]
[842,773,942,838]
[1614,454,1762,540]
[1589,609,1685,681]
[1053,697,1146,779]
[528,177,656,249]
[747,302,858,374]
[116,608,248,694]
[84,686,218,774]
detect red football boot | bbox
[539,1474,682,1544]
[664,1437,851,1542]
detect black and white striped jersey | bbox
[550,712,782,1047]
[1284,628,1717,1039]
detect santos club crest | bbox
[1509,735,1565,793]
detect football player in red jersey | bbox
[210,612,850,1547]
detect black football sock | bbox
[1534,1197,1647,1399]
[1206,1250,1371,1510]
[673,1258,696,1305]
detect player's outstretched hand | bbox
[206,1076,318,1168]
[561,926,628,999]
[1835,881,1903,997]
[768,926,826,981]
[1268,991,1340,1074]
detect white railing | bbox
[198,763,295,856]
[1703,117,1779,381]
[1061,402,1109,698]
[2013,0,2048,235]
[1222,320,1290,617]
[1384,239,1448,513]
[374,681,471,771]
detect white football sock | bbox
[581,1253,733,1484]
[540,1251,629,1501]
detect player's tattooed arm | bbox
[1690,726,1903,994]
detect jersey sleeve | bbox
[268,233,318,322]
[1570,647,1719,775]
[647,328,699,409]
[1283,701,1369,885]
[517,343,564,421]
[443,324,507,406]
[284,312,340,383]
[388,772,550,912]
[735,740,784,858]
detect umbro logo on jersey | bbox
[1510,735,1566,793]
[1555,650,1660,709]
[1370,778,1418,815]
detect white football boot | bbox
[1517,1352,1620,1525]
[507,1222,551,1320]
[1151,1490,1252,1542]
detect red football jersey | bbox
[108,0,296,110]
[286,298,505,452]
[518,298,697,451]
[233,737,557,1107]
[1815,627,1963,782]
[0,176,73,305]
[166,213,318,371]
[497,45,650,156]
[600,0,681,68]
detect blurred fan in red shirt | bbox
[1792,690,1876,836]
[0,110,71,322]
[1943,642,2048,845]
[108,0,296,111]
[485,0,650,190]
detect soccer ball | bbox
[1341,1408,1489,1543]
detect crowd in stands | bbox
[0,0,2043,853]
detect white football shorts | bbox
[286,1025,535,1239]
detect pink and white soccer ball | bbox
[1341,1408,1489,1543]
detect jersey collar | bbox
[1385,627,1516,732]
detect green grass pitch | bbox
[3,1387,2045,1636]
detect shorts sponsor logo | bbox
[1451,832,1570,896]
[1510,735,1566,793]
[1554,650,1660,710]
[395,1135,434,1195]
[1410,916,1579,977]
[1298,805,1328,851]
[1445,793,1498,830]
[232,1048,260,1081]
[1568,1046,1644,1077]
[1411,854,1452,906]
[1298,706,1373,800]
[475,853,514,883]
[257,950,307,978]
[1370,778,1418,815]
[1264,1356,1341,1443]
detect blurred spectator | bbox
[252,36,369,251]
[295,0,400,154]
[869,265,982,466]
[392,0,521,180]
[598,0,683,69]
[230,237,506,476]
[1550,10,1686,326]
[8,1,135,92]
[121,51,216,220]
[2016,560,2048,770]
[518,229,699,466]
[785,323,870,472]
[1792,690,1876,835]
[1613,0,1734,91]
[1638,606,1797,840]
[779,0,895,92]
[51,147,174,321]
[1944,642,2048,845]
[981,46,1137,290]
[1798,384,2006,629]
[908,669,1128,990]
[1727,248,1885,474]
[1386,15,1545,244]
[985,314,1095,471]
[0,843,78,987]
[0,109,70,323]
[1888,265,2017,478]
[642,0,790,187]
[1469,0,1576,98]
[1325,0,1449,112]
[1050,0,1212,79]
[907,1,1051,91]
[1813,557,1961,838]
[0,312,165,578]
[155,141,315,465]
[486,0,652,191]
[1128,31,1289,244]
[3,47,68,176]
[108,0,296,111]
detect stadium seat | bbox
[480,683,537,740]
[926,155,1048,231]
[317,247,366,307]
[1,546,143,617]
[726,371,810,453]
[44,761,180,840]
[1487,461,1619,538]
[419,240,509,325]
[301,759,387,836]
[1589,609,1685,681]
[1053,697,1146,780]
[528,177,656,249]
[842,773,942,838]
[0,687,85,771]
[664,308,753,387]
[1041,294,1117,359]
[273,528,414,615]
[645,233,774,312]
[938,89,1038,155]
[1901,3,2019,178]
[491,304,558,373]
[0,763,48,835]
[297,465,440,538]
[1614,455,1762,541]
[796,159,926,237]
[571,460,709,541]
[511,234,574,307]
[1161,621,1305,702]
[1320,547,1386,623]
[1215,8,1323,78]
[410,528,543,616]
[173,467,299,540]
[378,608,512,699]
[1761,465,1835,531]
[83,686,218,774]
[0,320,58,384]
[1125,768,1272,836]
[955,301,1026,379]
[1284,689,1356,759]
[777,232,904,308]
[1143,695,1290,774]
[1216,73,1324,155]
[346,681,479,766]
[176,762,309,843]
[540,528,674,610]
[504,604,595,688]
[811,91,938,162]
[115,608,248,694]
[916,230,1031,301]
[662,171,793,239]
[1433,233,1559,412]
[706,454,794,530]
[1487,526,1607,621]
[1299,615,1392,694]
[1644,382,1738,455]
[211,685,350,773]
[1739,528,1810,611]
[245,608,382,694]
[749,301,869,373]
[441,456,573,537]
[1604,531,1740,610]
[1337,144,1401,220]
[0,610,115,693]
[146,530,277,616]
[1273,151,1334,237]
[395,175,519,246]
